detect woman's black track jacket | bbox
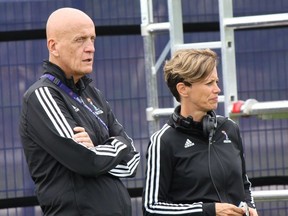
[143,107,256,216]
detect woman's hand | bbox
[72,127,94,148]
[249,207,258,216]
[215,203,245,216]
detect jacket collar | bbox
[42,60,92,96]
[168,105,204,136]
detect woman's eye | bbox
[207,80,219,86]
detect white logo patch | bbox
[72,105,79,112]
[222,130,232,143]
[184,139,195,148]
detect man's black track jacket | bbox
[19,61,140,216]
[143,108,256,216]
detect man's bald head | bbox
[45,8,96,81]
[46,7,94,41]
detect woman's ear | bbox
[176,82,189,99]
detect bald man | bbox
[19,8,140,216]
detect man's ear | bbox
[47,39,59,57]
[176,82,189,99]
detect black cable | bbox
[208,130,223,202]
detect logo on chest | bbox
[86,98,104,115]
[184,139,195,148]
[72,105,80,112]
[221,130,231,143]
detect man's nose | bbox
[84,39,95,52]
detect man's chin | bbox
[82,68,93,75]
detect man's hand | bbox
[215,203,245,216]
[72,127,94,148]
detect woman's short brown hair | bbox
[164,49,218,102]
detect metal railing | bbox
[252,189,288,202]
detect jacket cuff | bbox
[202,203,215,216]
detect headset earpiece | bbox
[202,111,217,138]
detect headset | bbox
[172,108,217,139]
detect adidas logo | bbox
[184,139,195,148]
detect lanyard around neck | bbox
[42,74,108,131]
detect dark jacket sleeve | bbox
[21,86,132,177]
[235,123,256,209]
